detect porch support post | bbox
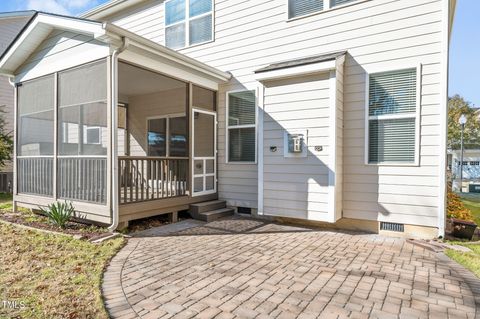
[10,77,17,211]
[188,82,193,197]
[257,85,264,216]
[107,55,112,211]
[53,73,58,201]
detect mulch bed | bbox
[127,210,191,234]
[0,209,111,241]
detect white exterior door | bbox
[192,108,217,196]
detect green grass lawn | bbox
[458,193,480,225]
[0,194,125,318]
[446,242,480,278]
[447,192,480,277]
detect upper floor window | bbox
[165,0,213,49]
[330,0,357,7]
[288,0,359,19]
[367,67,420,165]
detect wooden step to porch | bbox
[190,200,228,214]
[189,200,234,222]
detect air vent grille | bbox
[237,207,251,215]
[380,222,404,232]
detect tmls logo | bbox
[2,300,26,309]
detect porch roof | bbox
[0,11,231,86]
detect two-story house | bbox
[0,0,456,238]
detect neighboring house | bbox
[0,0,456,238]
[449,149,480,180]
[0,11,35,193]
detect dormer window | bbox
[165,0,213,49]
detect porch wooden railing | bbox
[17,157,54,197]
[118,156,189,204]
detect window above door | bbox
[165,0,214,49]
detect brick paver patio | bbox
[103,217,480,319]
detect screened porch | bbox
[116,61,217,208]
[3,12,230,225]
[16,58,219,224]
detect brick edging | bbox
[436,252,480,319]
[102,239,142,319]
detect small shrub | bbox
[447,188,474,222]
[40,201,75,228]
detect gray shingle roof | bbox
[254,51,346,73]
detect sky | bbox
[449,0,480,107]
[0,0,477,106]
[0,0,109,16]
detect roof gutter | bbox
[102,23,231,83]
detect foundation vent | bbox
[237,207,251,215]
[380,222,404,232]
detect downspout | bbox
[108,37,128,232]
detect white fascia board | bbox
[36,14,105,37]
[255,60,337,82]
[0,13,105,74]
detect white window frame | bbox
[146,113,187,157]
[364,64,422,166]
[286,0,370,21]
[226,89,258,164]
[164,0,214,50]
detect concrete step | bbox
[194,208,235,222]
[189,200,226,214]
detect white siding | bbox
[105,0,445,228]
[108,0,164,43]
[263,73,331,220]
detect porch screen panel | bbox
[147,118,167,157]
[169,116,188,157]
[193,85,216,111]
[194,112,214,157]
[57,60,108,204]
[17,75,55,196]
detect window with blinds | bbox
[165,0,213,49]
[288,0,323,19]
[367,68,418,164]
[288,0,364,19]
[227,91,256,162]
[330,0,357,7]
